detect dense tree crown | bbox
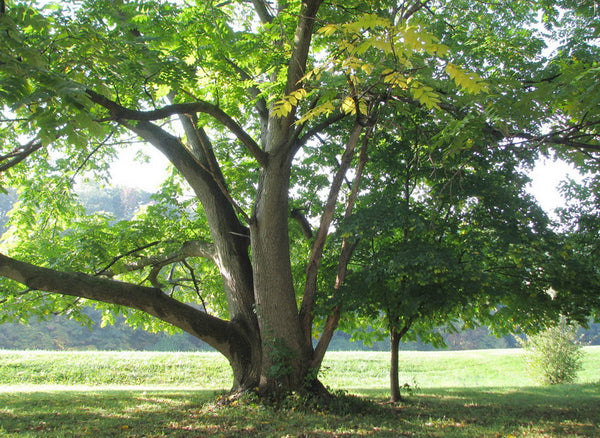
[0,0,599,395]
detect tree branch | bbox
[272,0,323,147]
[251,0,274,24]
[294,111,348,153]
[174,112,250,222]
[285,0,323,95]
[0,139,43,173]
[290,208,313,239]
[401,0,431,21]
[514,128,600,152]
[127,240,216,271]
[182,259,208,313]
[310,126,371,367]
[299,121,363,340]
[96,240,216,278]
[122,119,250,223]
[95,240,164,276]
[86,89,267,167]
[0,253,239,355]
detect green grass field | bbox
[0,347,598,437]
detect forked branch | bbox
[311,126,371,369]
[96,240,216,278]
[86,89,267,166]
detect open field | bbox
[0,347,598,437]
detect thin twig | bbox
[182,260,208,313]
[95,240,163,276]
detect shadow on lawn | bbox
[0,384,598,437]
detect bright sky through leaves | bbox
[109,149,576,215]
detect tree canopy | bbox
[0,0,599,395]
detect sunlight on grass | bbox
[0,347,598,437]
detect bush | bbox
[521,317,584,385]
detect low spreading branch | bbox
[0,252,240,356]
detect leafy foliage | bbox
[333,111,563,346]
[0,0,599,394]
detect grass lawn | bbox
[0,347,598,437]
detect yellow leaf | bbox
[358,13,390,29]
[445,63,489,93]
[410,83,440,109]
[272,89,308,118]
[184,54,197,66]
[317,24,338,36]
[290,88,308,100]
[272,99,293,117]
[356,40,372,55]
[341,96,356,114]
[369,38,393,54]
[358,98,368,116]
[361,63,374,74]
[342,21,364,33]
[430,43,449,56]
[340,41,356,54]
[295,101,335,124]
[341,56,363,71]
[383,71,408,88]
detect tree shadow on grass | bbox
[362,383,600,437]
[0,384,598,437]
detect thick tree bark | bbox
[251,150,309,392]
[124,120,262,390]
[245,0,324,393]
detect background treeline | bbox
[1,308,598,351]
[1,185,598,352]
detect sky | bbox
[528,158,581,214]
[109,146,580,217]
[109,145,169,192]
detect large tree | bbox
[0,0,598,395]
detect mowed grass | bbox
[0,347,598,437]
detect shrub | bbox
[521,317,584,385]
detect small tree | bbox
[521,317,584,385]
[334,114,564,402]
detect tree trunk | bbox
[390,327,402,402]
[251,149,310,393]
[389,317,415,402]
[244,0,323,394]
